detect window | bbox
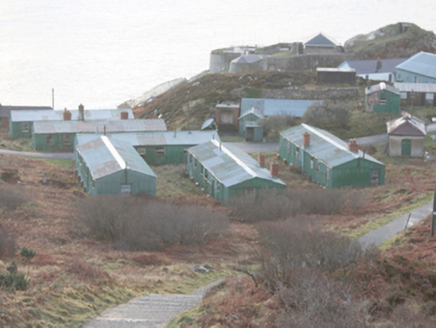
[137,147,146,156]
[325,167,330,180]
[194,158,197,168]
[156,146,165,156]
[63,134,71,145]
[244,188,256,201]
[317,162,320,172]
[184,146,189,155]
[121,184,131,194]
[379,99,387,105]
[46,135,53,146]
[22,123,29,133]
[310,157,314,169]
[295,147,299,160]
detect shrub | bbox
[75,195,229,251]
[0,185,30,210]
[303,100,351,132]
[0,261,29,291]
[258,115,298,141]
[20,247,36,261]
[256,217,363,289]
[231,188,366,222]
[421,301,436,316]
[230,188,299,223]
[0,224,17,258]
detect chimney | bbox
[303,132,310,148]
[120,111,128,120]
[78,104,84,121]
[349,138,359,153]
[270,162,279,178]
[258,153,265,167]
[63,108,71,121]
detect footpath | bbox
[83,279,224,328]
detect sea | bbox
[0,0,435,109]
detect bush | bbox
[230,188,299,223]
[258,115,298,141]
[231,188,366,222]
[20,247,36,261]
[256,217,363,289]
[0,185,30,210]
[75,195,229,251]
[0,261,29,291]
[303,100,351,132]
[0,224,17,258]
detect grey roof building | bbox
[76,136,156,196]
[187,140,285,204]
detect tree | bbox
[303,100,351,132]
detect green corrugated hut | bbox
[75,130,220,165]
[9,108,134,140]
[32,119,167,151]
[279,124,385,188]
[365,82,400,114]
[187,140,286,205]
[76,136,156,196]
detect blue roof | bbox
[304,33,338,47]
[240,98,317,118]
[76,130,220,147]
[188,140,285,188]
[396,52,436,79]
[77,136,156,180]
[201,118,216,130]
[280,124,384,168]
[338,58,407,75]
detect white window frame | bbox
[156,146,165,156]
[22,123,30,133]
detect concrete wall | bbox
[266,53,354,72]
[229,59,267,74]
[210,52,242,73]
[389,135,425,157]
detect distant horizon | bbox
[0,0,434,109]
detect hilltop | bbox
[345,22,436,59]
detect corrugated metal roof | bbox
[387,112,426,136]
[338,58,407,74]
[33,119,167,134]
[77,136,155,180]
[396,52,436,79]
[188,140,285,188]
[201,118,215,130]
[365,82,400,95]
[317,68,355,73]
[76,130,219,147]
[280,124,384,167]
[394,82,436,93]
[231,54,263,64]
[304,33,339,47]
[239,107,264,120]
[10,108,134,122]
[240,98,317,118]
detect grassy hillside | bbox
[132,71,317,130]
[345,22,436,59]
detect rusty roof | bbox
[387,112,426,136]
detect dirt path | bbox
[83,279,224,328]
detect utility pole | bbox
[432,185,436,237]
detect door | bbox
[246,127,254,141]
[221,110,233,124]
[401,139,411,157]
[370,170,380,185]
